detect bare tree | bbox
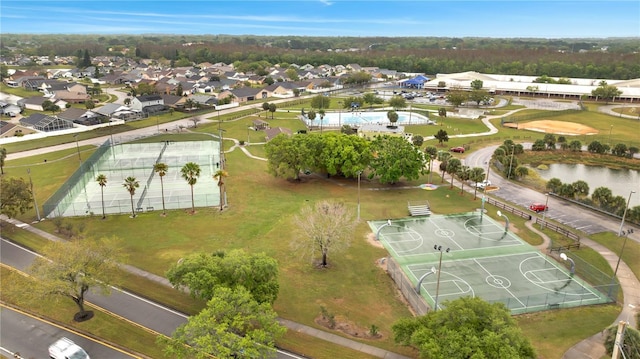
[291,200,357,268]
[191,116,201,128]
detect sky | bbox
[1,1,639,38]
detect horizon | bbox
[1,1,639,38]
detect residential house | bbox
[230,87,268,103]
[18,96,49,111]
[57,107,103,126]
[94,103,139,121]
[160,94,185,109]
[0,102,22,117]
[130,95,165,114]
[20,113,74,132]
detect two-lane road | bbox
[0,238,305,359]
[0,305,135,359]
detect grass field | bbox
[2,100,634,358]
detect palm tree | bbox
[122,176,139,218]
[96,174,107,219]
[437,151,451,183]
[213,169,229,211]
[318,109,325,133]
[457,165,471,195]
[153,162,169,216]
[469,167,486,200]
[181,162,201,214]
[446,158,461,189]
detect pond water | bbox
[534,163,640,207]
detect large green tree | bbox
[446,90,468,107]
[292,200,357,268]
[388,96,407,110]
[0,147,7,174]
[0,177,33,218]
[181,162,201,214]
[166,249,279,304]
[315,133,370,177]
[24,237,122,321]
[265,133,310,181]
[161,286,286,359]
[310,95,330,109]
[393,296,536,359]
[591,81,623,103]
[369,135,425,184]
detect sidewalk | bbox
[0,215,412,359]
[523,217,639,358]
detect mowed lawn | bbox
[3,102,630,357]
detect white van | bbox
[48,337,90,359]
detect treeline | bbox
[3,34,639,80]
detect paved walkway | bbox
[523,218,639,358]
[0,215,412,359]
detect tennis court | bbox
[43,140,222,217]
[371,213,612,314]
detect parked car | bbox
[450,146,465,153]
[476,180,492,189]
[529,203,548,213]
[49,337,90,359]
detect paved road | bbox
[464,145,637,238]
[0,238,368,359]
[0,304,135,359]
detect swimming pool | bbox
[302,111,434,127]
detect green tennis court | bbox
[370,213,612,314]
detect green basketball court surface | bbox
[370,213,611,314]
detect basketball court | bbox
[370,213,611,314]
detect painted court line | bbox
[473,258,526,308]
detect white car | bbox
[476,180,492,189]
[49,337,90,359]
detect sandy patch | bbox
[504,120,598,135]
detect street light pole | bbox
[609,125,613,145]
[27,168,41,222]
[618,190,635,237]
[73,134,81,162]
[433,245,450,311]
[540,193,550,229]
[507,145,515,180]
[357,170,362,221]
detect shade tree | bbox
[160,286,285,359]
[0,177,33,219]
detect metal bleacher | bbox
[408,201,431,216]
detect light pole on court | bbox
[497,210,509,233]
[73,134,81,162]
[433,245,450,311]
[375,219,392,241]
[560,252,575,276]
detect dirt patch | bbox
[315,314,383,340]
[504,120,598,135]
[366,232,384,249]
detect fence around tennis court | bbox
[43,140,221,217]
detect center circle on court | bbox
[486,275,511,289]
[435,228,455,237]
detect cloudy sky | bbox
[1,1,638,38]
